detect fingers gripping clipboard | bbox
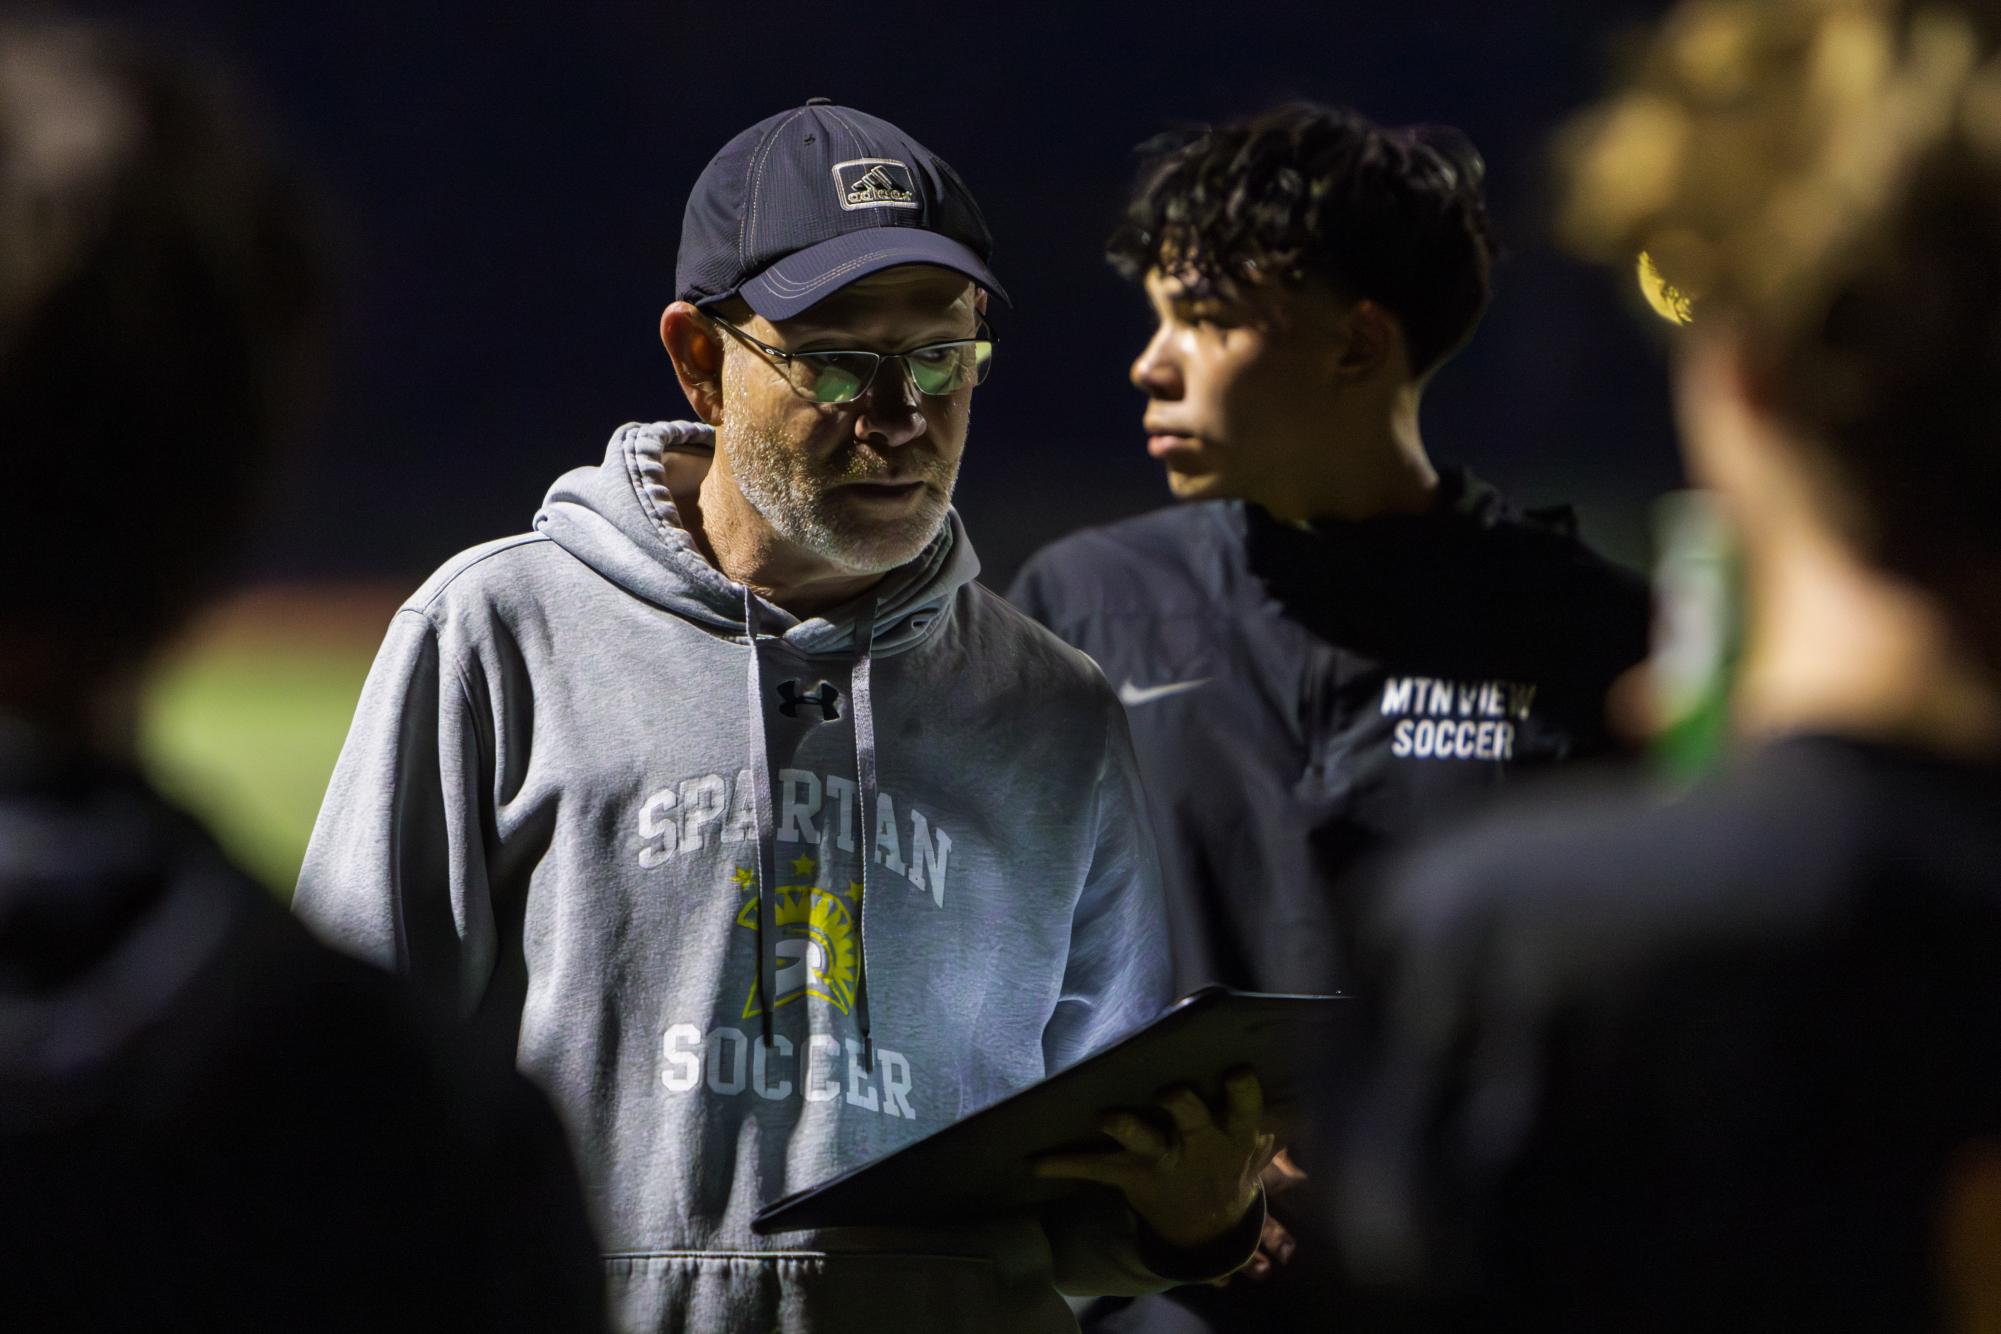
[751,988,1349,1234]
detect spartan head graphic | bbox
[734,858,861,1017]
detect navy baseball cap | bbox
[675,99,1009,321]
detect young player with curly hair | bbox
[1009,103,1652,1334]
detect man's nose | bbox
[854,358,927,449]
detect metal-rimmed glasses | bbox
[708,314,994,405]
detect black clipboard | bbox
[751,987,1349,1234]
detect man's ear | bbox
[1331,299,1400,382]
[661,301,726,425]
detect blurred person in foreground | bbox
[1331,1,2001,1327]
[1007,104,1651,1332]
[0,22,605,1330]
[295,101,1271,1334]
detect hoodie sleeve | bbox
[1041,697,1171,1072]
[294,608,499,1018]
[1040,698,1257,1292]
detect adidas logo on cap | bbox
[833,158,919,211]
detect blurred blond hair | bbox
[1558,0,2001,655]
[1559,0,1995,323]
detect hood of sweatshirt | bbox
[533,420,981,657]
[531,420,985,1068]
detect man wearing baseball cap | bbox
[296,102,1269,1332]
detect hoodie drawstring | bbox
[742,588,880,1071]
[850,597,878,1073]
[743,588,779,1052]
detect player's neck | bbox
[1733,521,2001,759]
[1272,392,1437,524]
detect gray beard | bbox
[727,422,960,575]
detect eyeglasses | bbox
[708,314,994,405]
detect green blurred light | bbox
[138,647,373,897]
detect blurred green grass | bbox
[137,588,391,897]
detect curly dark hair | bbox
[1107,102,1496,377]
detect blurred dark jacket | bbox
[1332,735,2001,1330]
[0,725,608,1331]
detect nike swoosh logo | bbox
[1117,677,1211,707]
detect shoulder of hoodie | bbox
[367,533,600,685]
[400,531,567,613]
[381,531,590,651]
[1008,502,1243,623]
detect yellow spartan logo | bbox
[734,858,860,1018]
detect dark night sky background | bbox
[87,0,1682,591]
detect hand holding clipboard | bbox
[753,989,1348,1237]
[1031,1066,1275,1250]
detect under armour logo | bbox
[776,679,842,722]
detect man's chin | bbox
[812,504,950,575]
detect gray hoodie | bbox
[296,422,1202,1332]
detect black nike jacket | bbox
[1008,469,1652,998]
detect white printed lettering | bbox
[1381,678,1535,763]
[660,1023,916,1120]
[844,1040,881,1111]
[637,787,678,868]
[907,811,951,908]
[880,1050,915,1119]
[629,770,952,897]
[874,793,907,876]
[661,1023,701,1091]
[821,776,858,853]
[805,1035,842,1102]
[753,1032,794,1100]
[778,769,821,844]
[724,768,758,844]
[678,774,728,850]
[707,1026,748,1096]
